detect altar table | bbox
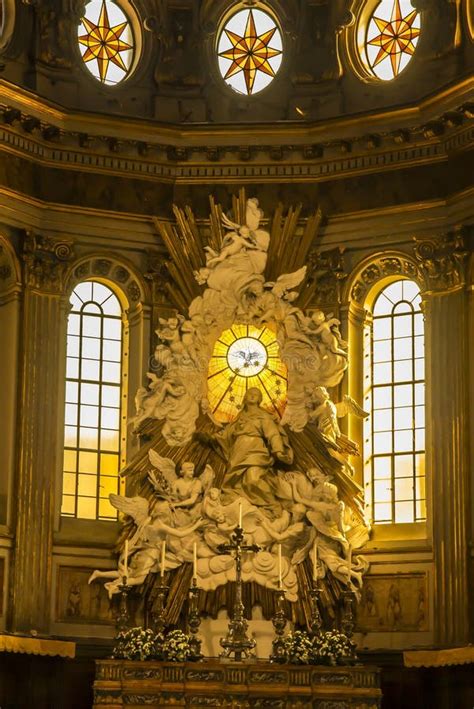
[93,659,382,708]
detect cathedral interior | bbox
[0,0,473,707]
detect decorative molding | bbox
[349,254,418,304]
[67,255,146,304]
[302,246,347,307]
[22,231,74,292]
[413,230,467,293]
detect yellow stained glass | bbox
[208,324,287,423]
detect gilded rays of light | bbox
[217,9,283,95]
[208,324,287,423]
[78,0,133,84]
[366,0,420,80]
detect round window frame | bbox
[75,0,143,89]
[214,1,285,98]
[343,0,422,84]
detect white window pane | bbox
[101,294,121,316]
[394,337,412,360]
[402,281,420,301]
[82,315,101,338]
[373,340,392,363]
[91,282,112,302]
[415,428,425,450]
[415,476,425,500]
[102,339,121,362]
[394,407,413,430]
[79,427,99,449]
[393,314,412,338]
[74,282,93,303]
[395,477,413,500]
[81,359,100,381]
[373,293,393,316]
[374,502,391,522]
[414,313,424,335]
[65,381,78,403]
[81,383,100,405]
[373,408,392,432]
[65,403,78,425]
[83,302,101,314]
[67,335,80,357]
[103,361,121,383]
[64,426,77,447]
[394,454,414,478]
[394,430,413,452]
[80,404,99,428]
[66,358,79,379]
[373,317,391,341]
[414,358,424,380]
[382,281,403,303]
[374,432,392,454]
[394,359,412,382]
[101,407,120,429]
[102,385,120,407]
[69,291,83,312]
[68,314,80,335]
[374,479,392,502]
[103,318,121,340]
[415,453,425,476]
[414,336,424,358]
[393,301,411,314]
[373,386,392,409]
[373,362,391,384]
[373,457,391,479]
[394,385,412,407]
[82,337,101,359]
[395,501,414,523]
[415,383,425,405]
[415,405,424,428]
[415,499,426,520]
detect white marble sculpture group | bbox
[89,198,369,602]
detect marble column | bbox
[11,233,73,633]
[416,233,469,646]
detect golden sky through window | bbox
[207,324,287,423]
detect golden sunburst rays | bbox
[367,0,420,79]
[78,0,133,83]
[218,9,282,95]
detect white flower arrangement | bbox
[282,630,314,665]
[162,629,192,662]
[112,627,158,661]
[311,629,357,665]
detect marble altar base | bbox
[93,659,382,708]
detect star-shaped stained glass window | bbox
[207,324,287,423]
[78,0,134,85]
[217,8,283,95]
[366,0,420,80]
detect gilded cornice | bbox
[0,79,472,184]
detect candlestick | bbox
[313,541,318,582]
[193,542,198,580]
[160,540,166,577]
[278,544,282,588]
[238,502,242,528]
[124,539,129,580]
[270,588,287,663]
[187,577,203,661]
[115,576,132,635]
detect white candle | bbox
[239,502,242,528]
[278,544,282,588]
[313,542,318,582]
[161,540,166,578]
[193,542,197,580]
[124,539,129,579]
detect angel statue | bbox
[306,387,368,444]
[305,310,348,357]
[88,494,204,597]
[147,450,214,522]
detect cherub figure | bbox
[307,310,347,356]
[256,504,315,565]
[204,228,258,268]
[133,372,186,429]
[88,495,204,596]
[306,386,368,444]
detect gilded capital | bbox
[414,231,467,294]
[22,231,74,292]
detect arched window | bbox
[61,281,124,520]
[364,279,425,524]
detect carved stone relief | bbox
[56,566,115,624]
[350,255,418,304]
[356,573,429,633]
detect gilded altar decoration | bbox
[366,0,420,80]
[78,0,134,84]
[89,195,370,608]
[217,8,283,95]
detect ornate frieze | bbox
[22,231,74,291]
[68,256,144,303]
[350,255,418,304]
[413,231,467,293]
[304,246,347,307]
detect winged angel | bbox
[88,453,214,596]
